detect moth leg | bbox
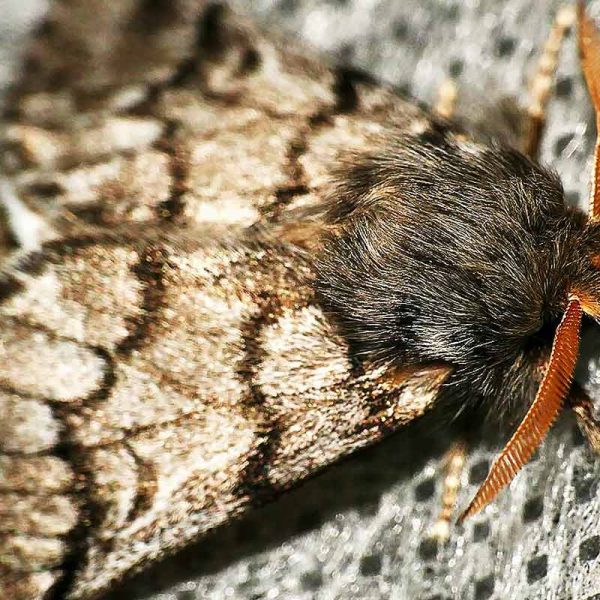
[524,5,576,159]
[428,439,468,543]
[434,78,458,119]
[569,383,600,454]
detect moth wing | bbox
[1,0,432,244]
[0,233,450,599]
[0,2,454,597]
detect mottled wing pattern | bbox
[0,1,454,599]
[0,230,449,598]
[0,0,431,242]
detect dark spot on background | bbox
[473,521,490,542]
[279,0,297,14]
[495,36,516,57]
[360,553,383,576]
[469,460,489,485]
[522,496,543,522]
[414,478,436,502]
[301,569,324,590]
[474,575,494,600]
[393,19,410,40]
[527,555,548,583]
[446,4,460,21]
[580,536,600,562]
[449,59,463,78]
[418,538,438,561]
[555,77,573,98]
[574,472,596,504]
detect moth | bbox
[1,1,600,599]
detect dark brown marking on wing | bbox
[261,65,375,222]
[37,325,122,598]
[233,297,286,505]
[122,441,159,527]
[125,0,182,35]
[11,233,144,279]
[136,4,225,106]
[0,276,122,599]
[21,180,66,199]
[0,275,24,304]
[46,403,114,600]
[332,66,377,114]
[197,3,232,61]
[167,3,253,95]
[47,439,104,600]
[154,122,190,223]
[116,244,170,357]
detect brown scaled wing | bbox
[0,1,450,598]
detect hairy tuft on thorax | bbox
[315,122,594,423]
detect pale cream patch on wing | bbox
[68,364,202,446]
[125,407,257,534]
[89,446,138,539]
[0,392,60,454]
[0,456,74,493]
[16,91,76,128]
[5,117,163,170]
[256,305,376,485]
[68,246,255,445]
[15,149,171,224]
[0,535,65,571]
[183,117,299,218]
[256,306,449,488]
[0,322,105,402]
[199,27,335,118]
[0,571,59,600]
[77,408,258,595]
[301,114,388,190]
[184,196,260,227]
[2,245,143,348]
[238,39,335,117]
[257,304,352,408]
[158,91,264,136]
[140,248,256,401]
[0,494,78,537]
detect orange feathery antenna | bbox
[457,2,600,525]
[458,298,583,522]
[578,0,600,220]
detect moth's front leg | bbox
[570,382,600,454]
[428,439,468,543]
[434,78,458,120]
[524,4,576,159]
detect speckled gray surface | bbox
[3,1,600,599]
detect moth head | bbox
[459,2,600,522]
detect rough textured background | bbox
[2,1,600,599]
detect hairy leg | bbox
[570,383,600,454]
[434,78,458,119]
[524,5,576,159]
[429,439,468,542]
